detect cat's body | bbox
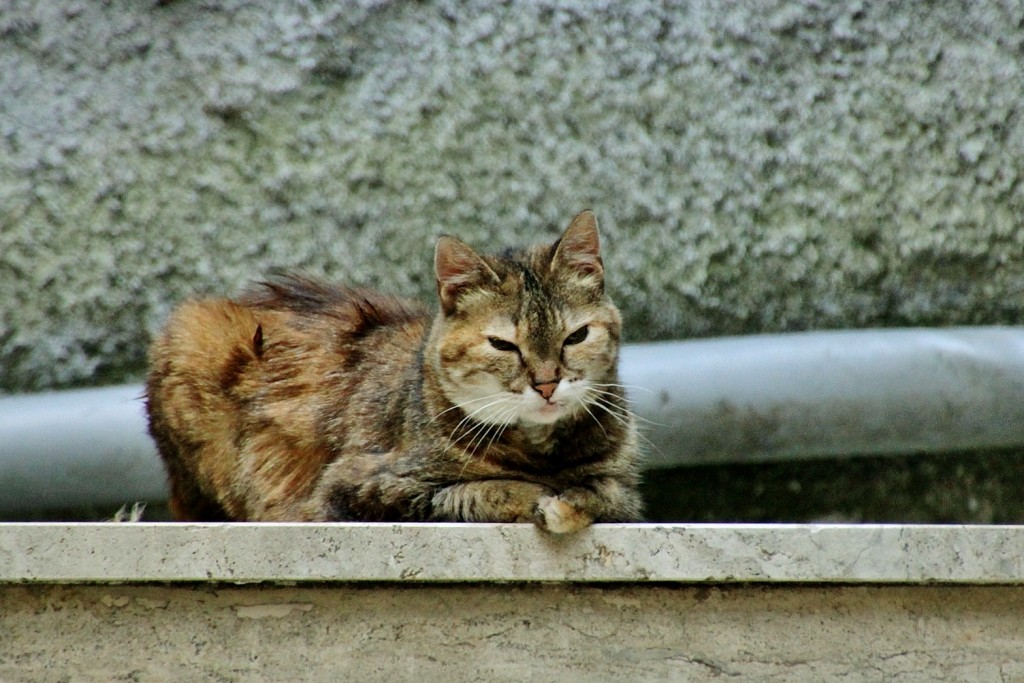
[146,211,642,532]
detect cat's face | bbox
[431,211,622,428]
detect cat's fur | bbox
[145,211,642,532]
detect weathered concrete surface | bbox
[3,523,1024,681]
[3,523,1024,584]
[3,583,1024,682]
[3,1,1024,391]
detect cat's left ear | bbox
[435,235,501,315]
[550,210,604,287]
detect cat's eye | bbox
[488,337,519,353]
[563,325,589,346]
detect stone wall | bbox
[3,1,1023,391]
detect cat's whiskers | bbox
[589,381,654,395]
[454,423,492,478]
[586,393,633,428]
[430,392,508,423]
[586,390,649,434]
[585,386,663,426]
[443,413,505,457]
[441,394,518,457]
[459,409,505,454]
[578,400,610,439]
[466,409,514,459]
[455,403,519,479]
[584,386,633,411]
[444,393,511,432]
[586,390,665,457]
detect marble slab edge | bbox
[1,523,1022,585]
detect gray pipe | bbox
[624,327,1024,468]
[2,327,1024,512]
[0,385,166,513]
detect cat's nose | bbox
[532,362,560,400]
[533,381,559,400]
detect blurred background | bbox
[2,1,1023,522]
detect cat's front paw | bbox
[536,495,593,534]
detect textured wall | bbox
[5,583,1024,681]
[3,1,1023,391]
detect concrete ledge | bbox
[2,523,1023,584]
[5,583,1024,682]
[6,524,1024,681]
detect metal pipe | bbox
[0,385,166,513]
[625,327,1024,468]
[2,327,1023,512]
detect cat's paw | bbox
[536,495,593,534]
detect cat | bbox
[145,210,643,532]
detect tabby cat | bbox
[145,210,642,532]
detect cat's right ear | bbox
[435,236,500,315]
